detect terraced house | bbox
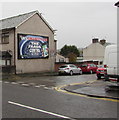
[0,10,57,74]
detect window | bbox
[0,60,6,66]
[6,60,11,65]
[1,33,9,44]
[0,59,11,66]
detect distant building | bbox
[83,38,114,64]
[55,53,69,63]
[0,10,56,74]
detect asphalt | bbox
[63,80,119,100]
[1,73,119,100]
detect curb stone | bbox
[62,81,119,100]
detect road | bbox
[2,74,118,119]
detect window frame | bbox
[0,59,11,66]
[0,32,9,44]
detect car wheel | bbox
[90,70,93,74]
[104,74,109,81]
[97,75,101,79]
[58,72,62,76]
[118,77,119,82]
[70,71,73,76]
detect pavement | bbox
[63,80,119,100]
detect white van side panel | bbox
[104,45,119,76]
[108,52,117,75]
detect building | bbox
[55,53,69,63]
[0,10,56,74]
[83,38,113,64]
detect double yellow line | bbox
[55,80,119,102]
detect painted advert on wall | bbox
[18,34,49,59]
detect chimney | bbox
[100,39,106,45]
[115,1,119,7]
[92,38,99,43]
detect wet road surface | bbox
[2,74,119,119]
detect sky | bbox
[0,1,117,49]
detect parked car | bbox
[58,64,82,75]
[79,63,98,74]
[96,65,107,79]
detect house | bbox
[55,53,69,63]
[0,10,57,74]
[83,38,113,64]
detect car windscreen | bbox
[97,65,104,68]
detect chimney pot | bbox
[100,39,106,45]
[92,38,99,43]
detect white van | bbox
[103,45,119,82]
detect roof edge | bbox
[16,10,55,33]
[16,11,37,29]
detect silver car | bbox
[58,64,82,75]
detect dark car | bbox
[96,65,107,79]
[79,63,98,74]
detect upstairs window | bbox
[1,32,9,44]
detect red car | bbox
[96,65,107,79]
[79,63,98,74]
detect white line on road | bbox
[4,81,10,84]
[39,85,45,87]
[34,85,41,88]
[11,82,18,85]
[44,87,50,89]
[8,101,73,119]
[21,84,30,87]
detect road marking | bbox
[34,85,41,88]
[11,82,18,85]
[44,87,50,89]
[8,101,73,119]
[21,84,30,87]
[55,80,119,103]
[40,85,45,87]
[4,81,10,84]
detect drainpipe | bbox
[14,28,16,74]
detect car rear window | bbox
[60,65,67,68]
[81,64,87,67]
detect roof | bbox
[84,41,115,49]
[101,42,115,47]
[0,10,54,32]
[0,51,12,58]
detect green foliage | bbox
[60,45,80,57]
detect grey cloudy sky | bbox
[1,2,117,49]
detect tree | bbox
[60,45,80,57]
[67,52,77,62]
[60,45,80,62]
